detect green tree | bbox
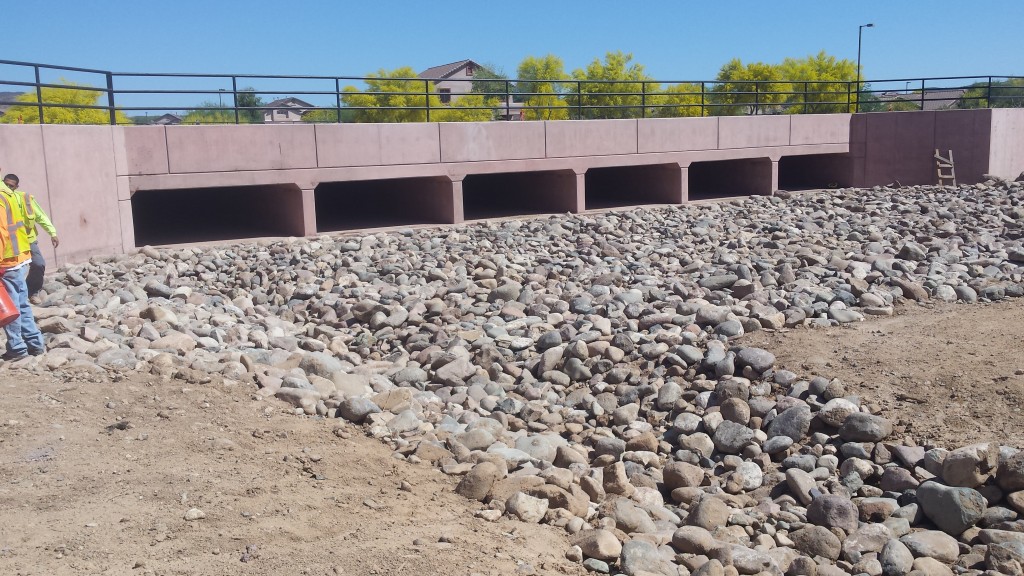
[710,59,787,115]
[235,88,265,123]
[180,87,264,124]
[470,63,511,103]
[778,51,858,113]
[650,83,706,117]
[569,51,654,119]
[301,107,358,123]
[957,78,1024,109]
[181,103,242,124]
[0,80,130,124]
[341,67,492,123]
[515,55,571,120]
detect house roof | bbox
[0,91,24,115]
[878,88,968,111]
[153,113,182,125]
[418,59,480,80]
[263,97,315,111]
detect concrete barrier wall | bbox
[0,109,1020,265]
[989,109,1024,179]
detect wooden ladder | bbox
[935,149,956,186]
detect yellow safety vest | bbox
[0,188,31,267]
[20,192,38,245]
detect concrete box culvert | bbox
[688,158,773,200]
[314,177,456,232]
[461,170,579,220]
[131,184,305,246]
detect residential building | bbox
[152,113,182,125]
[263,97,314,123]
[418,59,483,104]
[878,88,968,111]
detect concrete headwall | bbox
[0,109,1021,265]
[989,109,1024,179]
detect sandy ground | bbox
[0,371,585,576]
[744,298,1024,449]
[1,299,1023,576]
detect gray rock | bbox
[807,494,860,532]
[941,442,998,488]
[506,492,548,523]
[619,538,675,576]
[686,496,730,531]
[790,525,842,561]
[899,530,959,563]
[839,412,893,442]
[299,352,343,379]
[880,539,915,576]
[338,397,381,423]
[916,480,986,535]
[712,420,754,454]
[386,409,421,434]
[455,462,502,501]
[766,405,813,441]
[570,529,622,561]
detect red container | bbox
[0,281,19,328]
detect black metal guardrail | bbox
[0,59,1021,125]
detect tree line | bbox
[1,54,1021,125]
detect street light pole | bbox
[856,23,874,113]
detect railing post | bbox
[701,82,705,116]
[424,79,430,122]
[34,65,44,124]
[754,82,759,115]
[505,80,510,121]
[335,78,342,123]
[232,76,239,124]
[987,76,993,108]
[577,80,582,119]
[847,81,852,112]
[106,72,117,125]
[641,82,646,119]
[920,79,925,110]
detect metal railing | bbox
[1,59,1022,125]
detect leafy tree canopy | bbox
[650,83,705,118]
[778,51,858,113]
[710,59,787,115]
[341,67,492,123]
[0,80,130,124]
[516,55,570,120]
[957,78,1024,109]
[180,87,264,124]
[570,51,654,119]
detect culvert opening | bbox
[315,177,454,232]
[584,164,683,210]
[132,184,304,246]
[688,158,772,200]
[462,170,578,220]
[778,154,852,191]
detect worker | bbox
[2,174,58,302]
[0,173,44,359]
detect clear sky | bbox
[2,0,1021,111]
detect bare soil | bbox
[0,371,585,576]
[2,299,1023,576]
[743,298,1024,449]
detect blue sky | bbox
[3,0,1021,113]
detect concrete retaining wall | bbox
[0,109,1021,265]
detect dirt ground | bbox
[2,300,1023,576]
[744,298,1024,449]
[0,371,585,576]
